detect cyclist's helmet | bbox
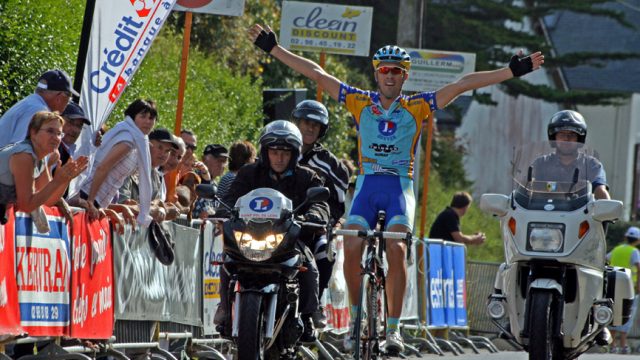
[259,120,303,171]
[372,45,412,70]
[291,100,329,139]
[547,110,587,144]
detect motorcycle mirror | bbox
[591,199,623,222]
[293,187,330,213]
[195,183,217,199]
[480,193,510,217]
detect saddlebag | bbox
[605,266,634,326]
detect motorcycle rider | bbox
[291,100,350,328]
[220,120,330,343]
[531,110,610,200]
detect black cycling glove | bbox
[254,29,278,54]
[509,54,533,77]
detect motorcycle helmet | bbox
[547,110,587,144]
[372,45,412,70]
[259,120,303,171]
[291,100,329,139]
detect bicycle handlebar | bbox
[333,229,410,240]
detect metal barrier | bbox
[465,260,501,334]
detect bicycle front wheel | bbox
[353,272,370,360]
[363,273,384,359]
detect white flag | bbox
[71,0,176,196]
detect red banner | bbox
[70,214,114,339]
[0,205,22,335]
[15,207,71,336]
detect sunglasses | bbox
[186,143,197,151]
[377,66,406,75]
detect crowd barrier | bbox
[0,203,510,358]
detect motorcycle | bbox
[197,185,329,360]
[480,141,635,360]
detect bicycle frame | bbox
[334,211,412,360]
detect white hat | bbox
[625,226,640,239]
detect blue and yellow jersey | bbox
[338,83,437,179]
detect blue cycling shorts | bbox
[345,175,415,230]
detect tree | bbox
[0,0,83,114]
[421,0,638,106]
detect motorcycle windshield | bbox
[511,141,600,211]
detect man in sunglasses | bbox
[249,24,544,354]
[0,69,79,147]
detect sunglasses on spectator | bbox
[186,143,197,151]
[376,66,406,75]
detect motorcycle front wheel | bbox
[528,290,562,360]
[237,292,266,360]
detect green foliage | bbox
[431,132,473,190]
[0,0,83,115]
[110,30,264,147]
[419,169,503,263]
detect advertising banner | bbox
[280,1,373,56]
[173,0,245,16]
[403,48,476,93]
[0,205,21,335]
[451,243,468,326]
[114,222,202,325]
[70,215,114,339]
[442,242,456,326]
[15,207,71,336]
[426,239,446,327]
[202,220,223,335]
[73,0,177,195]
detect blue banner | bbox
[451,243,468,326]
[442,242,455,326]
[426,240,445,327]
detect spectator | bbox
[216,140,257,200]
[429,191,486,245]
[192,144,229,218]
[119,128,180,222]
[0,70,79,146]
[0,111,87,224]
[607,226,640,354]
[71,99,157,226]
[161,135,186,176]
[180,128,198,161]
[54,102,92,201]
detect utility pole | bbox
[396,0,424,48]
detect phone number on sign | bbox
[290,38,356,53]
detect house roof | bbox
[543,1,640,93]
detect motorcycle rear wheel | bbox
[529,290,562,360]
[237,292,266,360]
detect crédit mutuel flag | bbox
[71,0,176,196]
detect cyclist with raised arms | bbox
[249,24,544,353]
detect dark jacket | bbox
[299,143,349,224]
[223,160,329,223]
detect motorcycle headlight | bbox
[527,223,564,252]
[233,231,285,261]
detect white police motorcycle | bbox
[480,141,635,360]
